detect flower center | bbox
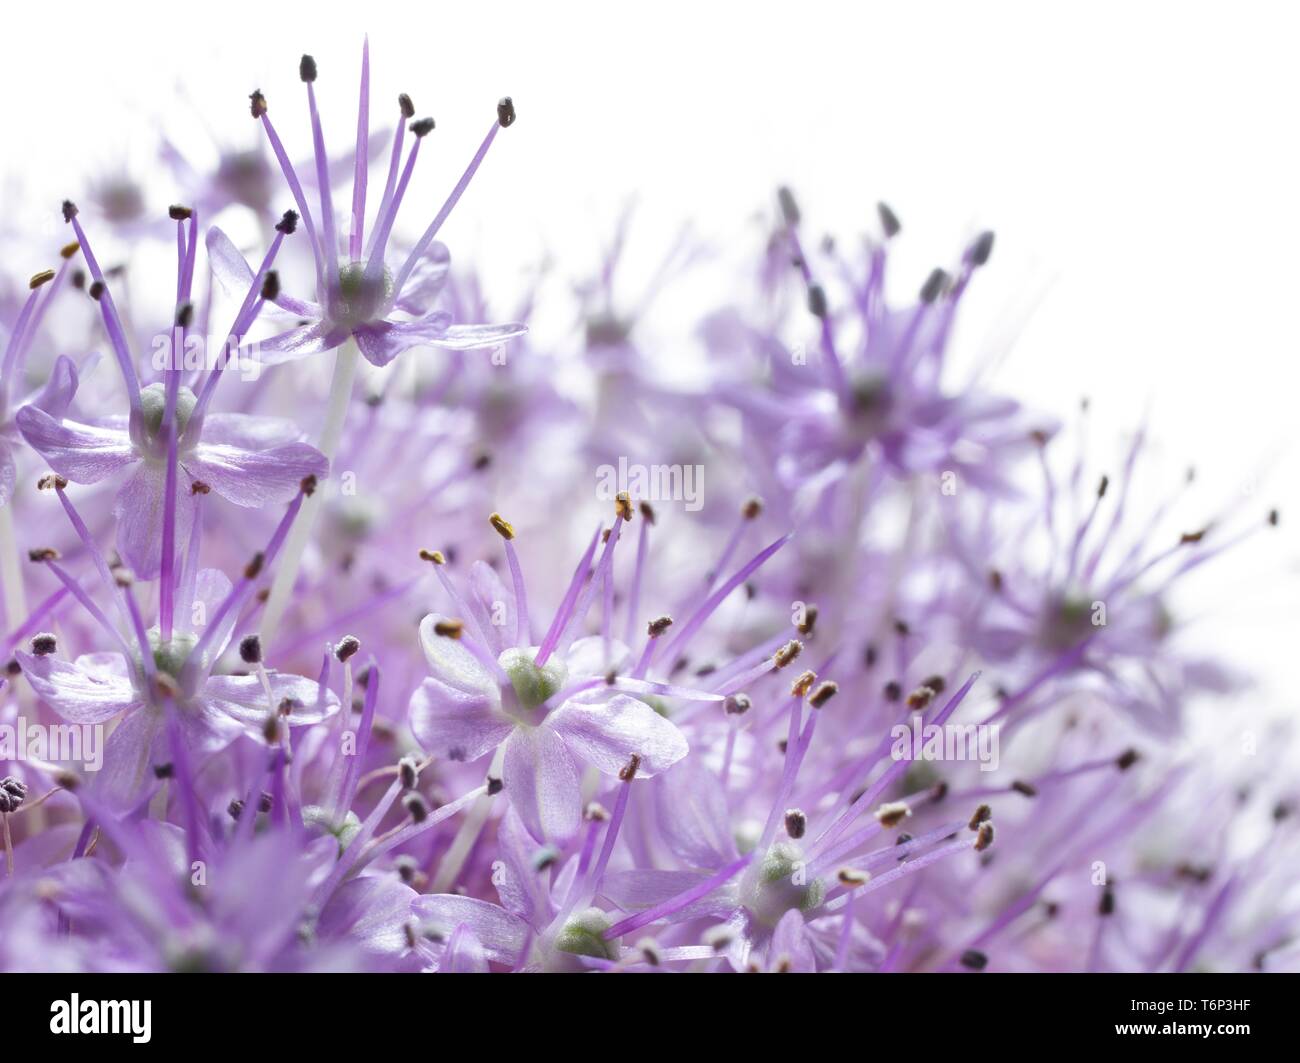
[140,383,198,442]
[97,179,145,222]
[553,908,620,962]
[148,629,199,680]
[1040,593,1096,651]
[499,648,567,713]
[302,805,363,856]
[740,842,826,928]
[216,149,273,210]
[848,373,894,431]
[330,261,393,328]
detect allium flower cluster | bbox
[0,42,1292,975]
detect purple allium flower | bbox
[16,203,326,579]
[951,421,1278,735]
[407,502,792,842]
[705,192,1047,505]
[17,478,337,809]
[243,45,526,367]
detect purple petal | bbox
[411,895,528,966]
[548,693,689,778]
[502,724,582,843]
[600,869,737,921]
[29,354,80,419]
[183,567,235,656]
[15,406,137,484]
[423,323,528,352]
[114,462,195,580]
[409,677,514,765]
[769,909,816,972]
[493,807,552,926]
[391,241,450,315]
[468,560,516,655]
[92,708,163,811]
[253,321,349,366]
[417,614,501,697]
[352,312,452,368]
[16,651,142,723]
[172,696,247,754]
[206,225,257,299]
[185,440,327,508]
[200,672,341,739]
[440,923,490,973]
[318,875,419,956]
[652,759,738,869]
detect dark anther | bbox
[239,634,263,665]
[31,632,58,656]
[877,201,901,238]
[724,693,751,716]
[784,809,807,839]
[919,268,949,304]
[403,792,429,823]
[777,186,800,227]
[968,230,995,266]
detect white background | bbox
[2,0,1296,714]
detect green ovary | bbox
[554,908,620,961]
[499,648,567,711]
[140,383,198,439]
[741,842,826,928]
